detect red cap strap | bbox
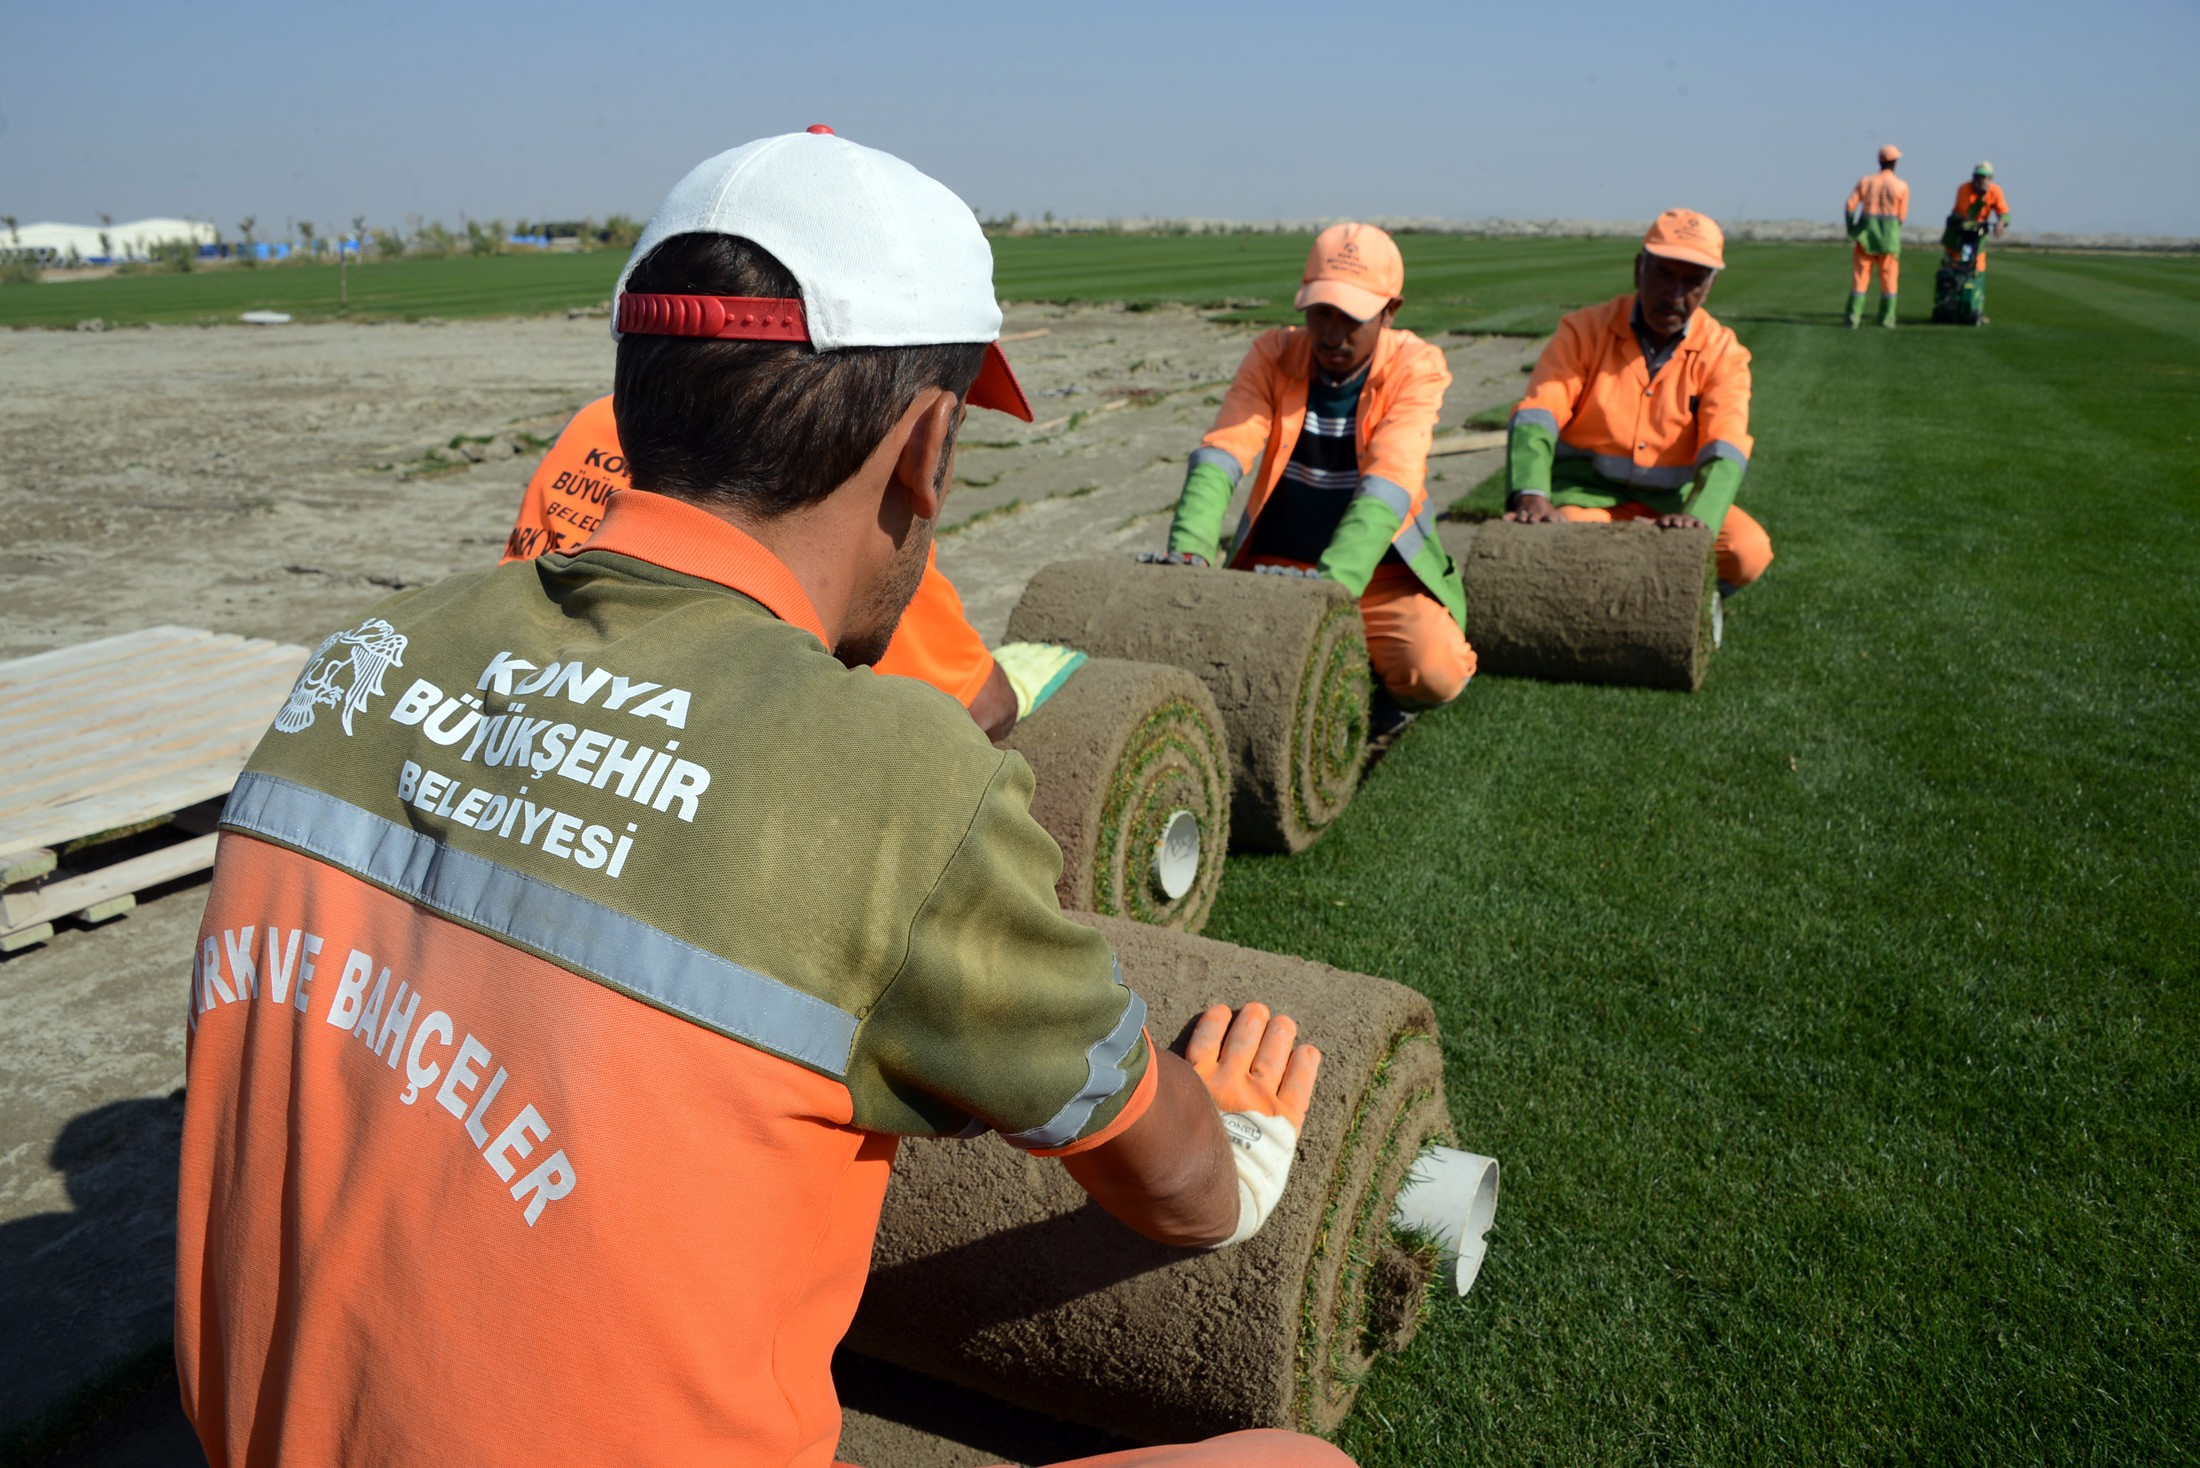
[617,294,810,343]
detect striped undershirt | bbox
[1242,363,1399,566]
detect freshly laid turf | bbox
[1191,245,2199,1463]
[0,251,626,328]
[990,231,1640,336]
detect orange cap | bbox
[1293,223,1403,321]
[1878,144,1902,164]
[1641,208,1725,271]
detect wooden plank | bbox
[0,832,219,937]
[2,723,269,820]
[0,641,291,733]
[5,680,293,790]
[0,626,213,685]
[2,848,58,887]
[1,921,54,953]
[0,638,299,733]
[0,627,290,698]
[80,894,138,925]
[0,766,243,860]
[0,675,296,769]
[1428,429,1508,458]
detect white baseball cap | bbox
[613,127,1031,420]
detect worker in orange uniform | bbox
[1165,223,1471,737]
[507,393,1020,737]
[176,130,1351,1468]
[1845,144,1910,328]
[1944,162,2011,313]
[1504,209,1770,595]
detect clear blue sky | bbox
[5,0,2195,237]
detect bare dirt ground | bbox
[0,306,1532,1458]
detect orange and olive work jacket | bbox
[505,394,998,708]
[1167,326,1467,626]
[177,488,1156,1468]
[1846,169,1911,256]
[1507,294,1754,533]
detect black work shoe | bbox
[1365,687,1419,767]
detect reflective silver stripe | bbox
[1187,446,1242,480]
[1556,442,1695,490]
[1393,506,1436,564]
[221,772,861,1076]
[1301,411,1354,437]
[1353,474,1413,522]
[1005,959,1148,1151]
[1280,462,1362,491]
[1696,438,1750,469]
[1510,407,1559,435]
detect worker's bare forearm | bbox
[1060,1050,1237,1247]
[971,661,1017,741]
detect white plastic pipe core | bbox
[1152,809,1200,901]
[1390,1145,1500,1296]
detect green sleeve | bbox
[1166,458,1238,563]
[849,753,1151,1149]
[1683,456,1747,535]
[1315,493,1404,598]
[1508,418,1557,498]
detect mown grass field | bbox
[0,251,628,327]
[1182,243,2198,1463]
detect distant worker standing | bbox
[1844,145,1910,328]
[1165,223,1473,735]
[1936,162,2011,325]
[1503,210,1771,595]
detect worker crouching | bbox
[1164,223,1473,736]
[1504,209,1772,596]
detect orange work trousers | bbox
[1851,244,1898,294]
[1556,502,1774,588]
[1247,558,1475,709]
[841,1428,1353,1468]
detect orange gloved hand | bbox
[1186,1002,1322,1128]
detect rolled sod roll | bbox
[844,915,1452,1444]
[1439,516,1720,691]
[999,657,1230,934]
[1005,561,1369,854]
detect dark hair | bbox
[613,233,987,516]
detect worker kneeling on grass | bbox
[1164,223,1473,737]
[506,393,1029,738]
[175,130,1348,1468]
[1504,209,1771,596]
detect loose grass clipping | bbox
[1006,561,1368,853]
[844,914,1452,1444]
[1000,658,1229,933]
[1439,516,1720,690]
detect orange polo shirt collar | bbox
[576,488,830,647]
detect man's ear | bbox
[1381,298,1403,328]
[892,389,961,523]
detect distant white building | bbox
[2,217,218,263]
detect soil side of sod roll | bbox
[844,915,1452,1444]
[1441,517,1719,690]
[1005,561,1369,853]
[999,658,1230,933]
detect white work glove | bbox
[1185,1002,1322,1248]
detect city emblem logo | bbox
[274,617,409,736]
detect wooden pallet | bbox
[1,626,308,950]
